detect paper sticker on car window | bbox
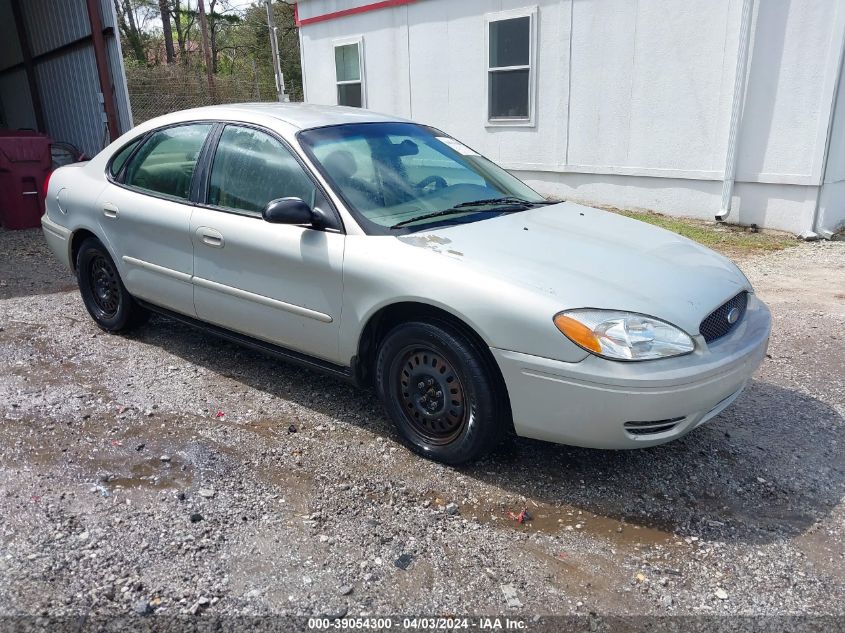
[436,137,479,156]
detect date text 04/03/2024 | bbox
[306,617,527,630]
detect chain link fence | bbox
[126,66,303,125]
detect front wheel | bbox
[76,237,147,332]
[375,321,509,464]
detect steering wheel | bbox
[415,175,448,193]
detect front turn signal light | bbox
[553,314,602,353]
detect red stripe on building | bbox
[295,0,418,27]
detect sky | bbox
[135,0,280,32]
[226,0,263,11]
[224,0,292,13]
[217,1,298,17]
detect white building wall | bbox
[299,0,412,117]
[298,0,845,235]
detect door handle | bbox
[103,203,119,219]
[196,227,224,248]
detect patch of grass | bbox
[608,208,796,258]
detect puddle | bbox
[795,524,845,583]
[93,456,194,490]
[692,494,814,535]
[429,493,678,547]
[0,412,197,491]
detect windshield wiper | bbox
[390,197,552,229]
[451,196,555,208]
[389,208,505,229]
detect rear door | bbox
[190,124,345,363]
[100,123,213,316]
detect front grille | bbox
[624,417,685,436]
[699,291,748,343]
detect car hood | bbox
[396,202,750,335]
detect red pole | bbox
[85,0,120,142]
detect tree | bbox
[120,0,306,106]
[227,2,301,94]
[114,0,147,63]
[159,0,176,63]
[196,0,215,96]
[207,0,241,74]
[171,0,197,65]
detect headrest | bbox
[323,149,357,180]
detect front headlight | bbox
[554,310,695,361]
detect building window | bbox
[334,39,364,108]
[486,8,536,125]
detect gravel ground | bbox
[0,228,843,630]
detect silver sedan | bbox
[41,104,771,463]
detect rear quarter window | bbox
[108,138,142,178]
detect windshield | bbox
[297,122,546,233]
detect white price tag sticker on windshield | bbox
[436,137,479,156]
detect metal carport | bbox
[0,0,133,157]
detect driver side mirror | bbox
[262,197,314,225]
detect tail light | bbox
[42,170,53,199]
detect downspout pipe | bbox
[811,17,845,239]
[716,0,756,222]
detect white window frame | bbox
[484,6,538,128]
[333,36,366,108]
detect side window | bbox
[208,125,317,215]
[109,138,141,178]
[123,123,212,200]
[334,40,364,108]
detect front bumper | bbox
[493,294,771,449]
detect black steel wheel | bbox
[396,346,467,445]
[76,237,147,332]
[88,253,121,319]
[376,320,509,464]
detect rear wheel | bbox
[375,320,508,464]
[76,237,147,332]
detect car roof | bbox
[152,102,411,131]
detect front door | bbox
[190,124,345,363]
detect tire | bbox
[76,237,148,332]
[375,320,509,464]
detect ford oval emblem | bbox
[726,307,740,324]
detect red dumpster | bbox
[0,130,53,230]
